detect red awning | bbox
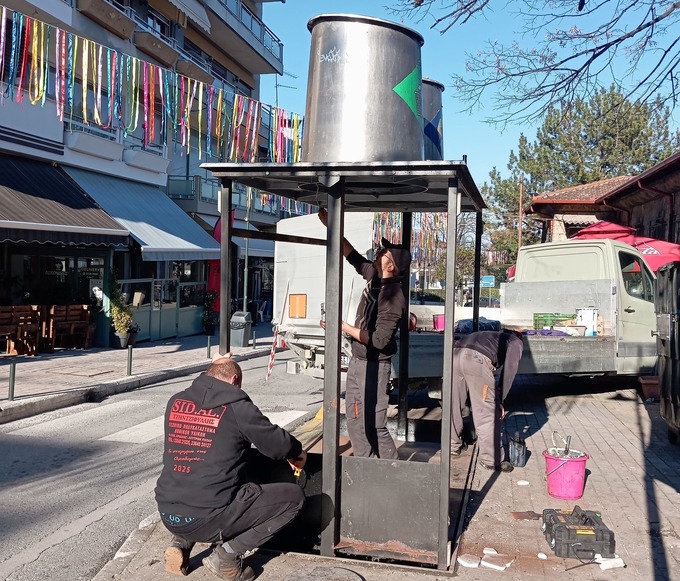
[570,221,680,271]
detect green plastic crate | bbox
[533,313,576,330]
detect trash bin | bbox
[230,311,252,348]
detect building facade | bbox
[0,0,308,347]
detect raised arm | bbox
[318,208,354,258]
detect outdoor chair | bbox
[257,300,269,323]
[11,305,41,356]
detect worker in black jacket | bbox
[155,356,306,581]
[318,208,411,459]
[451,330,524,472]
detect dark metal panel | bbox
[397,212,413,439]
[219,182,233,355]
[321,178,345,556]
[472,211,483,331]
[339,455,440,559]
[438,178,459,569]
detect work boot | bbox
[479,460,514,473]
[164,536,195,576]
[202,545,256,581]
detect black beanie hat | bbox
[381,237,411,274]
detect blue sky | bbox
[259,1,528,187]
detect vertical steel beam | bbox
[472,211,483,332]
[397,212,413,440]
[321,176,344,557]
[438,178,459,569]
[219,181,233,355]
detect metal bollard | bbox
[8,362,16,401]
[207,335,212,359]
[252,332,256,349]
[127,345,133,376]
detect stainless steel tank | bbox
[422,78,445,161]
[302,14,424,163]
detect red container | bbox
[432,314,445,331]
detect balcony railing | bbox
[217,0,282,61]
[166,176,315,219]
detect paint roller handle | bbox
[564,436,572,456]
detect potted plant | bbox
[108,272,134,348]
[202,290,219,335]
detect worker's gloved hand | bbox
[288,450,307,471]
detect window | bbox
[147,9,170,37]
[619,252,654,302]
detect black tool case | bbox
[542,506,616,559]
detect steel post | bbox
[219,181,233,355]
[321,176,344,557]
[438,178,459,569]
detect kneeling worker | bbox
[155,355,307,580]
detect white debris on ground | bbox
[456,554,481,568]
[483,547,498,555]
[480,553,515,571]
[537,552,548,560]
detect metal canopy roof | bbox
[203,160,486,213]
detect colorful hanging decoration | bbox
[0,8,304,164]
[373,212,448,267]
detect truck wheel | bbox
[669,428,679,446]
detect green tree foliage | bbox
[434,245,476,286]
[518,88,679,192]
[481,87,679,266]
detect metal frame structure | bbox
[205,160,485,570]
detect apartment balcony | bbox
[176,49,215,85]
[76,0,136,40]
[204,0,283,75]
[123,145,171,174]
[133,30,180,67]
[64,120,123,161]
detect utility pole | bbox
[518,175,524,250]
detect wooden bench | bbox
[0,306,16,355]
[10,306,41,356]
[42,305,92,352]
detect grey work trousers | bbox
[451,348,504,466]
[160,482,305,553]
[345,357,398,459]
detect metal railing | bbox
[217,0,282,61]
[64,115,118,141]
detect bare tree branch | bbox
[388,0,680,123]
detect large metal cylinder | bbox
[422,78,445,161]
[302,14,424,163]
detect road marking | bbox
[9,400,143,438]
[99,416,165,443]
[98,410,308,444]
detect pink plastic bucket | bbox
[433,314,445,331]
[543,448,589,500]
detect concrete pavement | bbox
[0,328,276,424]
[2,335,679,580]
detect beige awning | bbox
[168,0,211,32]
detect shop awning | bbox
[168,0,211,32]
[0,155,129,247]
[64,168,220,261]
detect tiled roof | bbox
[533,176,632,202]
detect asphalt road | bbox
[0,351,323,581]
